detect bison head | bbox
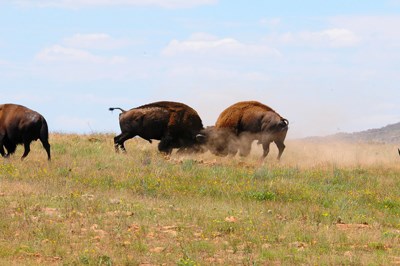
[196,126,238,156]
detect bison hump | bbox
[216,101,275,129]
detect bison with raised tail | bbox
[0,104,51,160]
[109,101,204,154]
[197,101,288,160]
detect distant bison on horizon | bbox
[0,104,51,160]
[109,101,204,154]
[197,101,288,160]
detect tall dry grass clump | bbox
[0,133,399,265]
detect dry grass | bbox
[0,133,399,265]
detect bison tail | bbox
[109,107,126,113]
[40,118,51,160]
[40,118,49,140]
[278,118,289,130]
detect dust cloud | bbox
[126,134,399,170]
[279,140,400,169]
[165,139,400,170]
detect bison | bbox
[109,101,204,154]
[197,101,288,160]
[0,103,51,160]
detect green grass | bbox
[0,133,399,265]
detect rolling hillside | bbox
[306,122,400,143]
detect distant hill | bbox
[304,122,400,144]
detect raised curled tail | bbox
[278,118,289,131]
[109,107,126,113]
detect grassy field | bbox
[0,133,399,265]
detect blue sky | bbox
[1,0,400,138]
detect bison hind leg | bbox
[21,141,31,160]
[275,140,286,160]
[262,142,271,158]
[114,132,134,153]
[40,139,51,160]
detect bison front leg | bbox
[238,134,252,157]
[158,135,173,155]
[0,138,5,157]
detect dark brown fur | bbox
[198,101,288,159]
[0,104,51,160]
[110,101,204,154]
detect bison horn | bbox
[196,134,206,143]
[398,148,400,156]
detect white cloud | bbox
[63,33,129,50]
[35,33,130,64]
[314,28,360,47]
[72,93,133,105]
[259,18,281,28]
[36,45,101,62]
[15,0,217,9]
[53,115,95,133]
[162,33,280,57]
[35,45,127,63]
[388,0,400,6]
[5,92,52,104]
[275,28,360,48]
[330,16,400,45]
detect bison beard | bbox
[0,104,51,160]
[110,101,204,154]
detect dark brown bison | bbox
[0,104,51,160]
[109,101,204,154]
[197,101,288,159]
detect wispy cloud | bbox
[35,45,126,63]
[14,0,217,9]
[35,33,129,64]
[53,115,96,133]
[276,28,360,48]
[329,15,400,45]
[63,33,129,50]
[162,33,280,57]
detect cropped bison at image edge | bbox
[0,103,51,160]
[110,101,204,154]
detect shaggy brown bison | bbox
[109,101,204,154]
[0,104,51,160]
[197,101,288,159]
